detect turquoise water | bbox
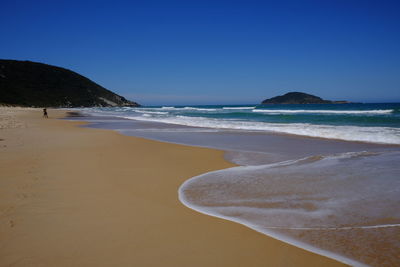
[84,103,400,144]
[152,103,400,127]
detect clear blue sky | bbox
[1,0,400,105]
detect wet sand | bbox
[0,108,347,267]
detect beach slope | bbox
[0,108,347,267]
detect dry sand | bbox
[0,108,347,267]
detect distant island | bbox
[261,92,349,104]
[0,59,140,107]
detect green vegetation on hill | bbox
[261,92,347,104]
[0,60,140,107]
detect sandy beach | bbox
[0,108,347,267]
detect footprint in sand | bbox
[0,138,6,147]
[9,220,15,228]
[17,193,28,199]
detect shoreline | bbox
[75,112,364,265]
[66,110,365,266]
[0,108,347,266]
[78,110,400,266]
[179,172,365,267]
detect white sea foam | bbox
[123,115,400,144]
[179,151,400,267]
[222,106,255,110]
[159,106,217,111]
[179,192,367,267]
[253,109,394,114]
[134,110,168,115]
[182,107,217,111]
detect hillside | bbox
[0,60,140,107]
[261,92,345,104]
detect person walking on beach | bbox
[43,108,48,118]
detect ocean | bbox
[71,103,400,267]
